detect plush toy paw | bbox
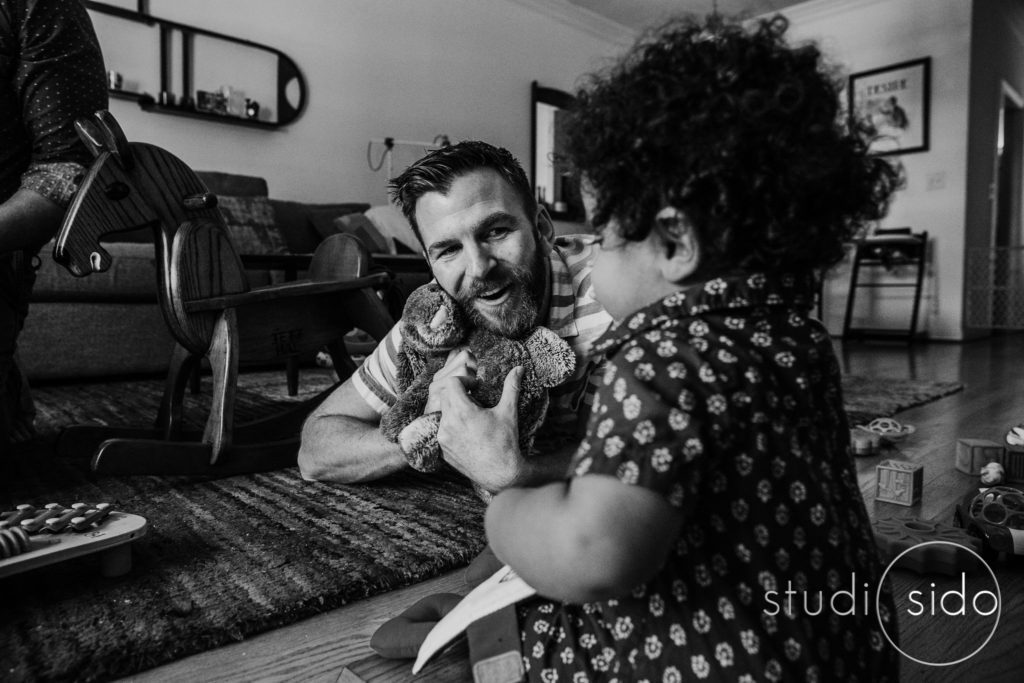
[399,411,443,471]
[524,326,576,387]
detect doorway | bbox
[990,83,1024,327]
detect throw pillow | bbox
[333,213,394,254]
[216,195,288,255]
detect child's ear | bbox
[659,215,700,284]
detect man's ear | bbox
[536,205,555,243]
[659,215,700,284]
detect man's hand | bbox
[434,365,525,493]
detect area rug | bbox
[2,369,487,683]
[0,370,962,682]
[841,375,964,426]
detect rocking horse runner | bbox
[52,110,394,476]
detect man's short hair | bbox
[389,141,538,244]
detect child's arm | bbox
[485,473,683,603]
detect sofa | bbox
[19,171,426,382]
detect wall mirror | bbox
[531,82,583,222]
[86,1,306,129]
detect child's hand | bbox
[424,346,478,414]
[435,365,524,493]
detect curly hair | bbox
[565,14,903,275]
[389,140,537,244]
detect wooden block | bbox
[876,459,923,506]
[955,439,1004,475]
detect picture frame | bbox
[530,81,584,222]
[849,57,931,156]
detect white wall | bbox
[782,0,973,340]
[88,0,631,207]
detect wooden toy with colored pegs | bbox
[0,503,147,578]
[872,517,983,575]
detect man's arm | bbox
[297,378,407,483]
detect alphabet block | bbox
[876,459,923,506]
[955,439,1004,475]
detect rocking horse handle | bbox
[74,110,135,169]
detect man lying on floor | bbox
[298,141,612,493]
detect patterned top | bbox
[517,272,898,682]
[354,234,613,445]
[0,0,107,208]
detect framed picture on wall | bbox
[849,57,931,156]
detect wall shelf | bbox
[87,1,306,130]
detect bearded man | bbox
[298,141,611,492]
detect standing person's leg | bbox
[0,249,38,450]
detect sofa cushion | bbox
[333,213,394,254]
[217,195,288,255]
[197,171,269,198]
[364,205,420,253]
[270,200,372,254]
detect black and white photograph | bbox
[3,1,1024,682]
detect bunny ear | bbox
[93,110,135,170]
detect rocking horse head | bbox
[53,110,220,277]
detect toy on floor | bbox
[872,517,982,575]
[0,503,147,578]
[876,459,923,506]
[379,282,576,472]
[858,417,916,444]
[955,438,1005,475]
[980,461,1005,486]
[953,486,1024,559]
[954,435,1024,484]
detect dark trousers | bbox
[0,249,37,449]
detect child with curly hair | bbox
[478,13,903,682]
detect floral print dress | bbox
[516,272,898,683]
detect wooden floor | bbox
[106,333,1024,682]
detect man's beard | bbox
[454,250,546,339]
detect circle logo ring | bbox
[875,540,1001,667]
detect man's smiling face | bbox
[416,168,546,338]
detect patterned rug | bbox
[0,370,962,682]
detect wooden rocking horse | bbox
[52,110,395,476]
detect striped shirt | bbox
[353,234,613,447]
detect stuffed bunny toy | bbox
[379,283,576,472]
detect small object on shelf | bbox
[245,98,260,120]
[159,91,176,107]
[953,486,1024,558]
[859,417,916,444]
[955,438,1005,475]
[196,89,227,115]
[876,458,923,506]
[873,517,982,575]
[107,70,123,90]
[980,461,1005,486]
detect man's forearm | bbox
[298,413,407,483]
